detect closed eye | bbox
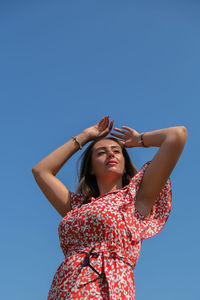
[96,149,121,156]
[97,151,105,156]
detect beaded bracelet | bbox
[72,136,82,150]
[138,132,148,147]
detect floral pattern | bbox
[47,161,172,299]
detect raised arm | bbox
[111,125,188,217]
[32,116,113,217]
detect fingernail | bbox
[109,124,113,130]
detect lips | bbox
[106,160,118,166]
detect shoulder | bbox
[70,192,87,210]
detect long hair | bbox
[76,137,138,203]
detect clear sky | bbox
[1,0,199,299]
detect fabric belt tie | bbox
[64,246,135,293]
[81,247,106,283]
[79,246,135,284]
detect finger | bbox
[113,127,128,135]
[101,117,110,130]
[121,126,133,132]
[98,119,105,128]
[112,138,125,147]
[105,116,110,127]
[99,116,109,128]
[99,127,110,137]
[110,132,126,140]
[119,140,125,146]
[109,120,114,131]
[98,116,107,125]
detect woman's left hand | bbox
[110,126,140,148]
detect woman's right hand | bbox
[83,116,114,142]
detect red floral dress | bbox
[47,161,172,299]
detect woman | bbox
[32,116,187,299]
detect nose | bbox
[107,149,115,158]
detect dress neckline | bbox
[90,184,128,202]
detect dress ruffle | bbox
[128,161,172,240]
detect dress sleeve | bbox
[70,192,86,211]
[128,161,172,241]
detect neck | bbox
[96,176,123,196]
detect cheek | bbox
[121,160,125,171]
[91,156,104,173]
[119,156,125,168]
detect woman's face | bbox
[91,139,125,180]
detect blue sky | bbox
[1,0,199,299]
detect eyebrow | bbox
[94,145,121,151]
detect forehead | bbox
[93,139,121,150]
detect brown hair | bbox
[76,137,138,203]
